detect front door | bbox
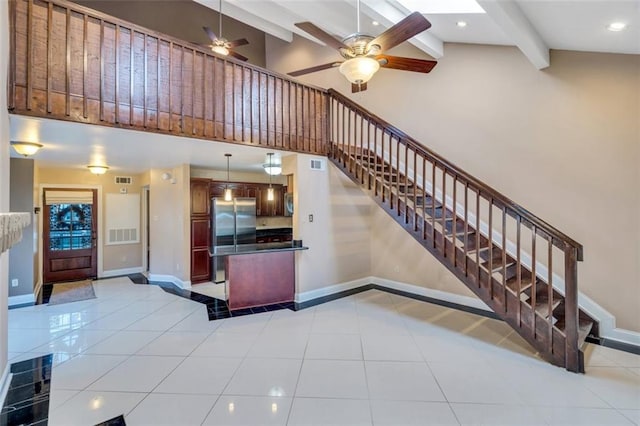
[43,188,98,283]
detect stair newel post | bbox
[564,244,581,372]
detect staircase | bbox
[327,89,597,373]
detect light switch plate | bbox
[308,214,314,223]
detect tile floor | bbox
[5,276,640,426]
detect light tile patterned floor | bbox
[7,276,640,426]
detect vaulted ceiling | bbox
[195,0,639,69]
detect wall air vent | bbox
[115,176,133,185]
[310,159,325,171]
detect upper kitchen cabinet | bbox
[190,179,210,215]
[260,185,284,217]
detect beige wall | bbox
[1,0,11,381]
[73,0,266,67]
[284,153,371,295]
[9,159,35,297]
[266,35,640,331]
[36,167,146,274]
[149,165,191,283]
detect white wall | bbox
[266,35,640,331]
[1,0,12,389]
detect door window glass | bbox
[49,203,93,250]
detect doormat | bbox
[48,280,96,305]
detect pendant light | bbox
[267,153,275,202]
[224,153,233,201]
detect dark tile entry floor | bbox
[0,354,52,426]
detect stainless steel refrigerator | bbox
[211,197,257,282]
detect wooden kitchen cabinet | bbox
[190,179,210,215]
[260,184,284,216]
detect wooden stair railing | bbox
[8,0,327,155]
[327,89,598,373]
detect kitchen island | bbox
[209,242,308,310]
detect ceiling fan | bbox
[288,1,437,93]
[202,0,249,61]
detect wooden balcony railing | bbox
[8,0,327,154]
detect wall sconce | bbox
[161,172,177,184]
[87,165,109,175]
[11,141,43,157]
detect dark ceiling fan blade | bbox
[227,38,249,48]
[351,82,367,93]
[294,22,349,51]
[287,62,342,77]
[228,50,249,61]
[203,26,218,42]
[376,55,437,73]
[368,12,431,52]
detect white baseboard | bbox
[0,364,11,410]
[102,267,143,278]
[295,277,372,303]
[371,277,493,313]
[8,293,35,307]
[148,274,191,289]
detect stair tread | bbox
[505,272,537,293]
[480,249,515,270]
[461,235,490,252]
[555,317,595,345]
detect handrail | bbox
[9,0,328,155]
[328,89,584,260]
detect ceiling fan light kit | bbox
[202,0,250,61]
[288,0,437,92]
[339,57,380,85]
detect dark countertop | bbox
[209,242,308,257]
[256,227,293,237]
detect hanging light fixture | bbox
[267,153,275,202]
[224,153,233,201]
[87,164,109,175]
[263,153,282,176]
[10,141,43,157]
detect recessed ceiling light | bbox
[372,20,379,26]
[456,21,467,28]
[607,22,626,32]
